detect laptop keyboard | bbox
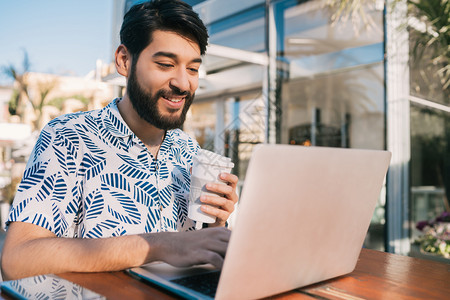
[170,270,221,298]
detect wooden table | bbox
[2,249,449,299]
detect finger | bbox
[215,227,232,241]
[203,251,225,269]
[198,228,230,254]
[200,193,235,213]
[201,204,230,223]
[204,239,229,256]
[217,175,239,204]
[206,227,231,242]
[202,197,235,214]
[200,194,229,208]
[205,183,233,197]
[219,173,238,187]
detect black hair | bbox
[120,0,208,61]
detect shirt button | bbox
[160,206,163,211]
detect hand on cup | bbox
[200,172,239,227]
[188,150,238,227]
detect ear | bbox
[115,44,131,77]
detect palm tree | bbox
[322,0,380,32]
[324,0,449,93]
[406,0,450,94]
[34,79,58,130]
[3,50,31,118]
[2,50,58,131]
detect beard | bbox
[126,61,194,130]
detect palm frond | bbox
[406,0,450,94]
[323,0,379,33]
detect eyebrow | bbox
[153,51,202,64]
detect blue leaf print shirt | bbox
[7,98,200,238]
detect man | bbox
[1,0,238,280]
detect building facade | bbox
[117,0,449,256]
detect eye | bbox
[156,62,173,69]
[188,67,199,73]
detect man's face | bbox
[126,30,202,130]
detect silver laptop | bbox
[128,144,391,300]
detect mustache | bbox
[168,83,190,96]
[157,87,193,99]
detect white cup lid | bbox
[194,149,234,168]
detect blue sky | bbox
[0,0,113,85]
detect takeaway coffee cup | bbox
[188,149,234,223]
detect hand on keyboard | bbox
[146,227,230,269]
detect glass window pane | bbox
[204,6,266,73]
[410,105,449,242]
[281,63,385,150]
[408,4,449,259]
[277,0,385,250]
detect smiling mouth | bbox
[162,95,185,103]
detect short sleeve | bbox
[7,124,81,237]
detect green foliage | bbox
[1,177,22,204]
[46,97,66,110]
[47,94,90,110]
[415,212,450,258]
[8,89,19,115]
[416,234,450,257]
[72,94,91,106]
[2,50,29,81]
[408,0,450,92]
[323,0,379,31]
[2,51,32,123]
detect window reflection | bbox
[278,0,385,250]
[282,64,384,150]
[410,105,449,240]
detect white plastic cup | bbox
[188,149,234,223]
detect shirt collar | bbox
[160,130,174,153]
[102,98,134,138]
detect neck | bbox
[117,95,166,149]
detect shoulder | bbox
[41,103,117,142]
[46,108,102,131]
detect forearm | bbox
[1,223,230,281]
[1,224,156,280]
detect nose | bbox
[170,68,190,94]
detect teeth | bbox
[164,96,183,103]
